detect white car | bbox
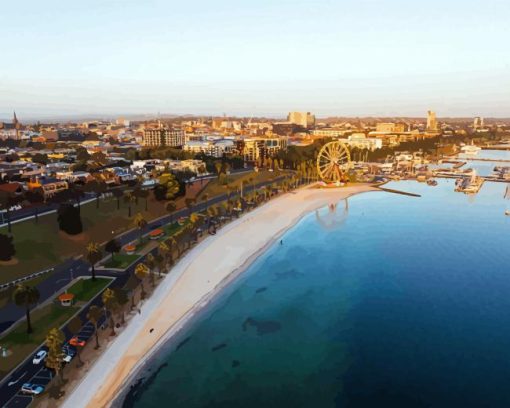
[32,350,47,364]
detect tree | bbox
[214,161,223,180]
[184,197,195,216]
[105,239,121,261]
[112,188,123,210]
[91,151,108,165]
[67,316,84,366]
[31,153,49,164]
[114,288,129,325]
[0,233,15,261]
[102,288,118,336]
[137,189,150,211]
[87,305,102,349]
[145,253,156,287]
[158,241,170,275]
[165,201,177,224]
[13,284,40,334]
[86,242,103,280]
[133,213,148,244]
[201,193,210,213]
[57,203,83,235]
[76,146,90,162]
[123,191,136,217]
[135,263,150,300]
[45,328,65,383]
[84,180,107,209]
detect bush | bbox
[57,204,83,235]
[0,234,15,261]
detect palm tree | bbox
[165,201,177,224]
[201,193,210,214]
[145,253,156,287]
[12,284,40,334]
[135,263,150,300]
[123,191,136,217]
[158,241,170,275]
[112,188,123,210]
[133,213,148,244]
[87,305,102,349]
[102,288,118,336]
[86,242,102,281]
[184,197,195,216]
[114,288,129,325]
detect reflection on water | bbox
[315,199,349,230]
[122,177,510,408]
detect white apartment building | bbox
[142,128,186,147]
[287,112,316,128]
[183,139,235,158]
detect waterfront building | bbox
[238,137,288,162]
[340,134,383,151]
[287,112,316,128]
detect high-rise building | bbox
[426,110,438,132]
[142,127,185,147]
[287,112,315,128]
[473,117,484,129]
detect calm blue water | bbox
[121,178,510,408]
[459,149,510,176]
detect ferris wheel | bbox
[316,141,352,183]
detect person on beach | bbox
[280,240,283,245]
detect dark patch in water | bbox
[242,317,282,335]
[255,287,267,293]
[121,363,168,408]
[274,269,303,281]
[175,336,191,351]
[232,360,240,368]
[211,343,227,352]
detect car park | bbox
[32,350,47,364]
[69,336,86,347]
[21,383,44,395]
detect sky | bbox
[1,0,509,120]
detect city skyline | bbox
[2,0,509,118]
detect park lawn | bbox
[198,169,288,200]
[0,195,169,283]
[67,278,112,302]
[0,303,79,379]
[103,254,140,269]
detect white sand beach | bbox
[62,184,377,408]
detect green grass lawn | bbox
[0,303,79,378]
[0,196,169,284]
[66,278,111,302]
[103,254,140,269]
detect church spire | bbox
[13,111,18,125]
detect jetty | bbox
[377,187,421,197]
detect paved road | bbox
[0,175,288,405]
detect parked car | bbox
[69,336,86,347]
[32,350,47,365]
[61,345,76,363]
[21,383,45,395]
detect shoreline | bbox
[62,184,378,408]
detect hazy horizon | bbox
[1,0,509,119]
